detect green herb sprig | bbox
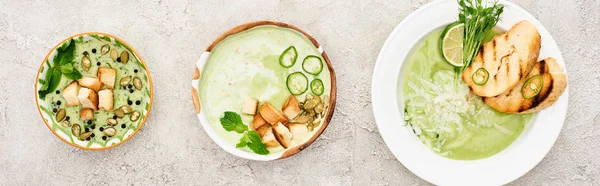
[38,39,83,99]
[458,0,504,72]
[220,111,269,155]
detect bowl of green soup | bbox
[192,21,336,160]
[372,0,568,185]
[35,32,153,150]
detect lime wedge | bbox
[440,22,464,67]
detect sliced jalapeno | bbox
[521,74,543,99]
[472,68,489,85]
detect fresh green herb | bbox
[458,0,504,72]
[236,131,269,155]
[220,111,248,133]
[221,111,269,155]
[38,39,83,99]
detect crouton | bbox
[241,98,258,115]
[97,67,116,89]
[78,76,103,92]
[62,82,80,106]
[272,122,293,148]
[282,95,301,120]
[258,102,288,125]
[262,127,281,147]
[78,87,98,110]
[98,89,114,111]
[79,108,94,121]
[288,124,309,142]
[255,124,270,137]
[251,114,268,130]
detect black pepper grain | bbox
[55,90,60,94]
[97,62,101,66]
[134,69,138,73]
[90,133,95,138]
[85,128,89,132]
[53,108,58,113]
[135,100,141,105]
[65,116,70,121]
[91,48,97,53]
[56,101,61,105]
[91,124,95,129]
[112,115,117,119]
[128,84,133,89]
[102,136,107,140]
[86,137,91,141]
[129,89,134,93]
[117,57,121,62]
[99,127,104,131]
[121,124,126,128]
[83,51,89,56]
[127,100,133,105]
[87,120,92,125]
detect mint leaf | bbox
[63,70,82,80]
[236,133,250,148]
[38,67,61,100]
[220,111,247,133]
[246,131,269,155]
[59,63,74,74]
[53,39,76,66]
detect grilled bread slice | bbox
[483,58,567,113]
[462,20,541,97]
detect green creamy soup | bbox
[40,35,150,147]
[199,26,331,153]
[400,29,532,160]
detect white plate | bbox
[371,0,569,185]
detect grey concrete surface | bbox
[0,0,598,185]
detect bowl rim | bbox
[35,32,154,150]
[191,20,337,160]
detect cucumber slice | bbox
[310,79,324,96]
[286,72,308,95]
[279,46,298,68]
[302,55,323,75]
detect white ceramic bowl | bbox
[371,0,569,185]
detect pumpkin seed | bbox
[322,96,329,106]
[61,120,70,127]
[308,124,314,131]
[103,128,116,137]
[304,99,318,110]
[119,106,133,114]
[56,109,66,122]
[312,95,321,103]
[307,109,316,117]
[120,76,131,87]
[107,118,118,126]
[315,103,324,114]
[120,51,129,64]
[305,94,313,102]
[114,109,125,118]
[110,49,118,61]
[81,56,91,72]
[295,115,309,123]
[71,124,81,137]
[79,132,92,140]
[133,77,142,90]
[312,118,321,128]
[101,44,110,55]
[130,111,140,122]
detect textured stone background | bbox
[0,0,598,185]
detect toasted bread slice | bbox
[98,89,114,111]
[262,127,281,147]
[462,20,541,97]
[483,58,567,113]
[251,114,268,130]
[288,124,309,142]
[272,122,293,148]
[255,124,270,137]
[258,102,288,125]
[97,67,116,89]
[282,95,301,120]
[78,87,98,110]
[79,108,94,121]
[241,98,258,115]
[62,82,80,106]
[78,76,103,92]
